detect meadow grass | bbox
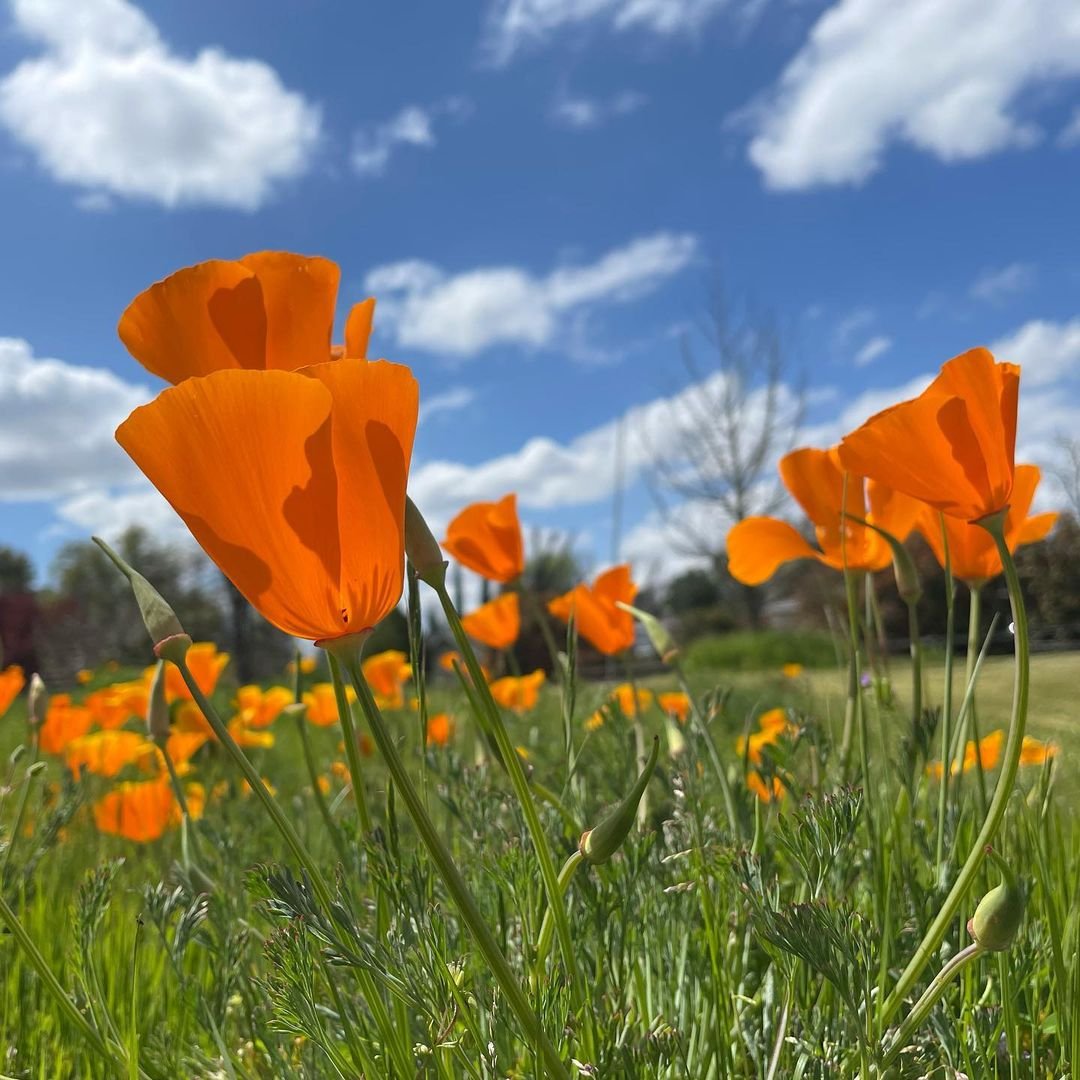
[2,627,1077,1078]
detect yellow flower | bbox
[782,663,804,679]
[612,683,653,718]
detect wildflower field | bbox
[1,257,1078,1080]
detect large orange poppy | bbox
[488,669,546,713]
[461,592,520,650]
[915,464,1058,586]
[39,694,94,755]
[116,360,418,642]
[93,776,182,843]
[839,348,1019,522]
[119,252,375,384]
[442,494,525,584]
[547,564,638,656]
[727,447,922,585]
[0,665,25,719]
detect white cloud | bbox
[550,88,648,129]
[368,231,698,357]
[481,0,737,65]
[1061,108,1080,145]
[853,335,891,367]
[0,0,320,209]
[53,482,185,543]
[0,338,149,500]
[351,97,471,178]
[747,0,1080,190]
[420,386,477,421]
[969,262,1037,303]
[991,317,1080,388]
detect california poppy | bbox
[727,447,921,585]
[442,494,525,584]
[927,729,1005,779]
[162,643,230,702]
[65,731,156,780]
[93,777,179,843]
[657,691,691,724]
[1018,736,1056,767]
[746,772,786,803]
[736,708,795,765]
[461,592,520,650]
[547,565,638,656]
[361,650,412,710]
[235,685,293,729]
[0,665,25,719]
[612,684,653,718]
[117,360,418,642]
[839,348,1019,522]
[782,663,804,679]
[426,713,455,747]
[304,683,356,728]
[85,681,149,729]
[915,465,1057,586]
[39,695,94,755]
[488,669,546,713]
[119,252,375,384]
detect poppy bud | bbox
[93,537,191,659]
[616,601,678,664]
[967,848,1024,952]
[28,673,47,727]
[146,661,170,743]
[580,735,659,865]
[404,497,447,589]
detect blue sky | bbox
[2,0,1079,589]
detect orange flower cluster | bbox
[0,664,26,719]
[736,708,797,766]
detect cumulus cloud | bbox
[746,0,1080,190]
[481,0,738,65]
[351,97,471,178]
[853,335,891,367]
[0,338,149,500]
[969,262,1037,303]
[991,317,1080,388]
[0,0,321,209]
[420,386,477,421]
[367,231,698,357]
[549,88,648,130]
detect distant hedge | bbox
[682,629,839,672]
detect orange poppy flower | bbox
[839,348,1019,522]
[174,701,214,739]
[39,695,94,754]
[442,494,525,584]
[93,776,178,842]
[228,720,275,749]
[362,650,412,710]
[727,447,922,585]
[746,772,785,803]
[85,681,149,729]
[612,684,653,718]
[461,592,521,650]
[160,730,209,770]
[76,669,94,685]
[547,565,638,656]
[915,465,1058,586]
[426,713,455,747]
[1018,736,1057,767]
[235,685,293,729]
[65,731,156,780]
[303,682,356,727]
[657,691,691,724]
[117,360,419,642]
[0,665,25,718]
[161,643,230,702]
[286,656,319,675]
[927,729,1005,779]
[736,708,796,765]
[119,252,375,384]
[488,669,546,713]
[782,663,804,679]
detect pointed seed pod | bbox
[93,537,191,659]
[404,497,447,589]
[580,735,660,865]
[967,847,1024,952]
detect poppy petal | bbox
[117,370,343,639]
[118,259,267,382]
[345,298,376,358]
[727,516,826,585]
[239,252,340,370]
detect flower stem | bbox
[879,511,1029,1028]
[965,586,988,815]
[340,649,570,1080]
[326,651,373,834]
[532,850,584,986]
[935,514,956,866]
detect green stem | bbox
[879,512,1029,1028]
[326,652,373,834]
[0,891,124,1073]
[0,735,39,882]
[434,582,582,994]
[935,514,956,866]
[532,851,584,984]
[621,651,650,829]
[906,599,922,737]
[294,710,351,866]
[880,943,982,1069]
[844,571,876,847]
[965,586,988,814]
[341,651,570,1080]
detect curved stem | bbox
[326,652,373,834]
[935,514,956,866]
[294,710,351,866]
[341,652,570,1080]
[879,513,1028,1027]
[965,586,988,814]
[533,851,584,985]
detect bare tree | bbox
[643,287,805,625]
[1051,435,1080,519]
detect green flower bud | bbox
[404,496,447,589]
[93,537,190,657]
[580,735,659,865]
[28,673,48,728]
[615,601,679,664]
[146,660,170,743]
[967,848,1024,952]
